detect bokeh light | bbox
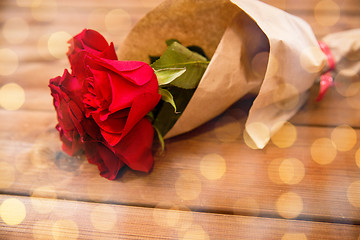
[347,180,360,208]
[251,51,269,78]
[334,71,360,97]
[346,92,360,110]
[153,202,180,227]
[0,83,25,111]
[30,185,57,214]
[105,9,132,36]
[280,158,304,185]
[311,138,337,165]
[282,233,307,240]
[200,153,226,180]
[90,205,117,231]
[175,171,202,201]
[0,49,19,76]
[182,224,210,240]
[271,121,297,148]
[2,17,30,44]
[172,205,193,232]
[214,115,242,142]
[0,198,26,226]
[330,124,357,152]
[152,202,195,231]
[300,46,326,73]
[48,31,72,59]
[31,0,58,22]
[276,192,303,219]
[268,158,284,185]
[314,0,340,27]
[87,8,108,31]
[356,148,360,168]
[273,83,300,110]
[52,219,79,240]
[0,161,15,189]
[268,158,305,185]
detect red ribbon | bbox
[316,41,335,101]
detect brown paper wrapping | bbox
[322,29,360,76]
[118,0,329,148]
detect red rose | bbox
[50,29,161,180]
[49,69,85,155]
[67,29,117,78]
[81,56,161,179]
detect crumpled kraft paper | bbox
[322,28,360,76]
[118,0,330,148]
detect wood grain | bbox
[0,0,359,238]
[1,105,359,222]
[1,194,359,240]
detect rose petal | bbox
[121,91,160,139]
[80,29,110,52]
[118,63,156,86]
[59,128,83,156]
[99,42,118,60]
[60,70,82,96]
[80,118,101,141]
[108,71,159,113]
[94,92,159,147]
[85,142,125,180]
[88,68,112,108]
[68,29,117,61]
[112,118,154,172]
[100,131,123,147]
[89,58,153,86]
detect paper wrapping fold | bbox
[322,29,360,76]
[117,0,328,148]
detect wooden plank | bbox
[0,109,359,222]
[263,0,360,12]
[1,0,360,236]
[2,0,360,12]
[291,85,360,127]
[0,194,359,239]
[0,0,359,52]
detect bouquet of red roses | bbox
[49,29,208,179]
[49,0,360,180]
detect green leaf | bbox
[186,45,209,59]
[154,126,165,152]
[166,39,180,46]
[153,87,195,136]
[155,68,186,86]
[151,41,209,89]
[149,55,160,64]
[147,111,154,121]
[159,88,177,112]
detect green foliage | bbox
[158,88,177,112]
[150,41,209,138]
[155,68,186,86]
[152,41,209,89]
[154,126,165,152]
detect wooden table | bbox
[1,0,360,239]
